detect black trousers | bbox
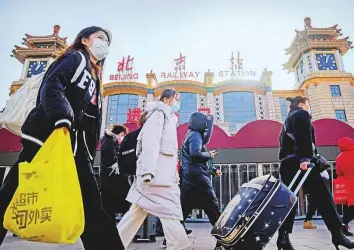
[0,140,124,250]
[100,170,131,220]
[343,205,354,225]
[305,197,317,221]
[181,188,221,226]
[279,157,342,234]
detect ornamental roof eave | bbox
[283,40,352,72]
[24,37,67,50]
[285,25,341,54]
[25,33,67,43]
[13,47,57,58]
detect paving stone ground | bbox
[0,221,347,249]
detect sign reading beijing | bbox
[109,55,139,81]
[219,52,256,78]
[160,53,200,80]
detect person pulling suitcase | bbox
[278,96,354,250]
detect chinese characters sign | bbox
[8,192,53,230]
[109,55,139,81]
[160,52,200,80]
[126,108,142,123]
[219,51,256,78]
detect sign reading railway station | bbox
[218,51,256,78]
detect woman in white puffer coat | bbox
[118,88,190,250]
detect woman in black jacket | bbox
[100,124,130,220]
[0,27,124,250]
[277,96,354,250]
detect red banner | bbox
[198,108,211,115]
[127,108,141,123]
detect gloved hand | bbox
[109,162,120,176]
[142,174,153,183]
[320,170,330,180]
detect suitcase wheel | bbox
[149,235,156,242]
[133,236,138,243]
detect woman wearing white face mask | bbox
[118,88,190,250]
[0,27,125,250]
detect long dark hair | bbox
[285,96,308,110]
[159,88,179,102]
[139,88,179,125]
[59,26,111,83]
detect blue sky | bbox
[0,0,353,108]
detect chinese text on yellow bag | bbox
[3,128,85,244]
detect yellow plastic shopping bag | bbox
[3,128,85,244]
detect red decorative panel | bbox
[198,108,210,115]
[127,108,141,123]
[2,119,354,152]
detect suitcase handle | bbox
[272,205,288,208]
[288,163,315,195]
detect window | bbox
[106,94,139,125]
[223,92,256,129]
[335,110,347,122]
[279,98,290,122]
[330,85,341,97]
[178,92,197,124]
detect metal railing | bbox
[1,163,345,221]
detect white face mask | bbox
[89,38,109,61]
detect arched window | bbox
[179,92,197,124]
[106,94,139,125]
[223,92,256,129]
[279,98,290,122]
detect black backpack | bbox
[118,128,141,175]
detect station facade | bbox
[1,17,354,219]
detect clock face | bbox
[316,53,337,70]
[27,60,48,77]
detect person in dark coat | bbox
[277,96,354,250]
[179,112,221,248]
[0,27,125,249]
[100,124,129,220]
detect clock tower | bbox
[283,17,354,126]
[9,25,68,95]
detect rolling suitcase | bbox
[133,215,157,243]
[211,164,314,250]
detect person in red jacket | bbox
[336,136,354,236]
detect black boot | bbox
[276,231,295,250]
[332,231,354,250]
[342,224,354,237]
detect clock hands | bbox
[325,55,329,64]
[35,61,41,71]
